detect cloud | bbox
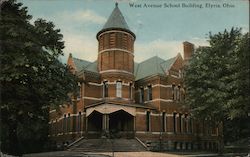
[70,10,106,24]
[56,10,106,24]
[134,40,182,62]
[241,25,249,34]
[189,37,209,48]
[134,38,209,63]
[62,32,98,62]
[32,9,105,63]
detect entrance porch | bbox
[86,104,136,138]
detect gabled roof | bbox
[160,56,177,71]
[134,55,177,81]
[71,54,180,80]
[84,61,98,73]
[72,57,91,72]
[135,56,165,80]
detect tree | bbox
[0,0,78,155]
[184,28,250,144]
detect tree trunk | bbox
[9,122,21,156]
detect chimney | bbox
[183,41,194,62]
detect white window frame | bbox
[116,81,122,98]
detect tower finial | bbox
[115,2,118,7]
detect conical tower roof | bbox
[97,3,135,38]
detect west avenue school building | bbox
[49,3,222,151]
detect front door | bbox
[109,110,134,138]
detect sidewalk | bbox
[24,151,184,157]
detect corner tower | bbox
[97,3,135,76]
[96,3,136,100]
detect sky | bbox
[19,0,249,63]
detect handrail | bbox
[67,136,85,148]
[135,137,148,151]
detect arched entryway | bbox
[109,110,134,138]
[87,111,102,138]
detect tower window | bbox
[103,81,108,97]
[116,81,122,98]
[147,85,152,101]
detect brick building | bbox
[49,3,221,151]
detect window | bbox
[139,87,144,103]
[172,84,175,100]
[67,113,71,132]
[147,85,152,101]
[103,81,108,97]
[116,81,122,97]
[162,112,166,132]
[55,119,57,135]
[177,86,181,101]
[189,118,193,133]
[146,111,150,131]
[179,70,182,78]
[63,114,67,133]
[129,83,133,99]
[173,113,177,133]
[78,112,82,132]
[173,85,181,101]
[184,114,188,133]
[179,113,182,133]
[77,82,81,99]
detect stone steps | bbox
[69,138,146,152]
